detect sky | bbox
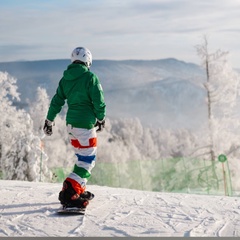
[1,0,240,67]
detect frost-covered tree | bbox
[0,71,20,175]
[0,72,51,181]
[4,113,50,181]
[93,117,203,191]
[97,117,199,164]
[195,36,240,161]
[28,87,50,136]
[0,71,20,134]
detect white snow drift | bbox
[0,180,239,237]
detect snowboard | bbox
[57,191,94,215]
[57,206,86,215]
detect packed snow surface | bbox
[0,180,239,237]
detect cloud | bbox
[0,0,240,67]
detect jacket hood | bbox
[63,63,89,81]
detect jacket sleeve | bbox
[46,79,66,121]
[89,75,106,121]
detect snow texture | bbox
[0,180,239,237]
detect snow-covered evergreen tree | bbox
[0,71,20,176]
[0,72,51,181]
[4,113,50,181]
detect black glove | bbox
[43,119,53,136]
[95,119,105,132]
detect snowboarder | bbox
[43,47,106,210]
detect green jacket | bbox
[47,63,106,129]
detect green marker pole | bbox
[218,154,227,196]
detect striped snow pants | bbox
[65,124,97,195]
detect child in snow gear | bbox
[43,47,106,209]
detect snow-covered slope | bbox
[0,180,239,237]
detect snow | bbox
[0,180,239,237]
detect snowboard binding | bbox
[58,180,94,209]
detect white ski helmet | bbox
[71,47,92,68]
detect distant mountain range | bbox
[0,58,207,130]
